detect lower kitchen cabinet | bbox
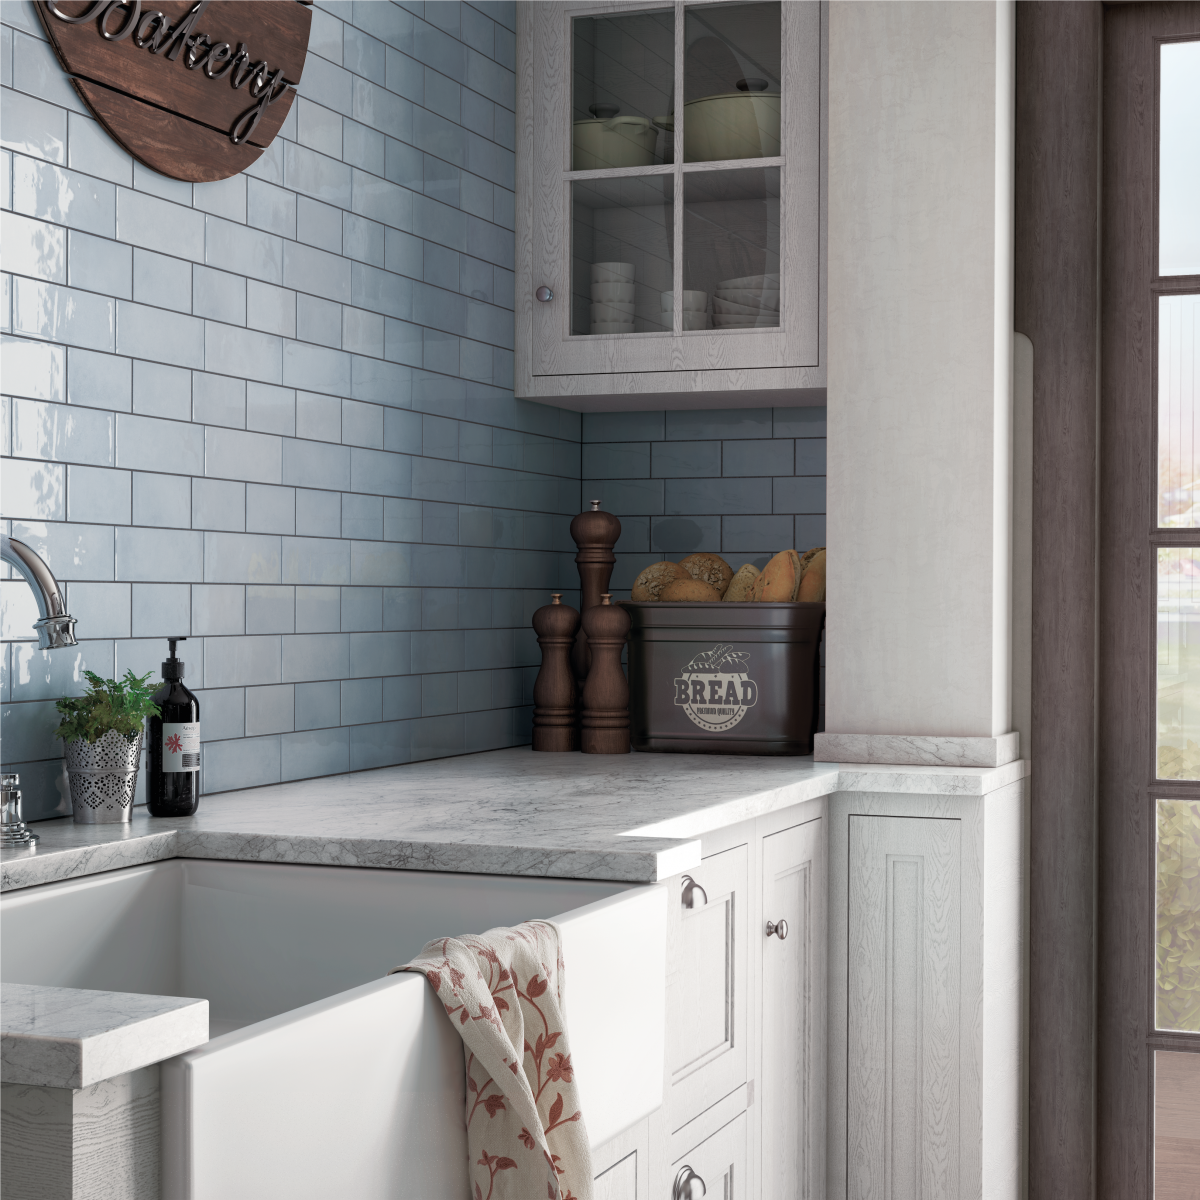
[827,784,1025,1200]
[671,1111,748,1200]
[647,798,827,1200]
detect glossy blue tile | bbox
[281,726,350,779]
[131,361,191,421]
[340,676,382,725]
[246,383,296,437]
[795,438,827,476]
[295,585,342,633]
[721,514,795,555]
[296,488,341,538]
[722,438,794,478]
[193,266,246,325]
[245,683,294,736]
[66,464,129,525]
[282,632,349,682]
[116,189,204,261]
[131,583,190,638]
[114,526,199,582]
[772,476,826,515]
[195,687,245,742]
[794,515,827,549]
[294,679,341,730]
[341,492,383,540]
[246,584,295,635]
[1,458,63,521]
[67,230,132,300]
[203,734,280,792]
[664,477,771,516]
[192,478,245,532]
[204,635,281,689]
[341,399,384,448]
[349,719,408,770]
[191,584,245,635]
[773,406,827,438]
[202,531,281,584]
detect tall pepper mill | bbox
[570,500,622,695]
[581,595,631,754]
[531,594,580,751]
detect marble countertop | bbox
[1,982,208,1089]
[0,748,1027,893]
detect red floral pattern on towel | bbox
[392,920,593,1200]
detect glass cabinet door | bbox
[530,1,820,378]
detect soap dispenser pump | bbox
[148,637,201,817]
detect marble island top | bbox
[0,748,1027,893]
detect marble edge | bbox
[826,757,1029,796]
[0,829,180,893]
[813,731,1021,768]
[1,984,209,1088]
[621,771,841,839]
[171,830,677,884]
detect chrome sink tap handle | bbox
[1,535,78,650]
[1,773,38,848]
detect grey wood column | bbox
[1014,4,1102,1197]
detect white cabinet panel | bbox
[595,1150,638,1200]
[760,816,825,1200]
[672,1111,748,1200]
[846,815,961,1200]
[667,843,749,1132]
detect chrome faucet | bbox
[1,535,78,650]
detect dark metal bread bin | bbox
[622,601,825,755]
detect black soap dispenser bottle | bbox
[148,637,201,817]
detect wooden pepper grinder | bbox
[570,500,622,694]
[581,595,631,754]
[531,594,580,752]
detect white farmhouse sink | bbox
[0,859,667,1199]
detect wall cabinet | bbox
[590,798,826,1199]
[515,0,827,411]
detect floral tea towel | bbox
[391,920,593,1200]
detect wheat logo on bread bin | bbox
[673,643,759,732]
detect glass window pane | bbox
[1159,40,1200,277]
[1156,800,1200,1032]
[1157,548,1200,778]
[1158,294,1200,527]
[682,3,781,163]
[571,176,673,336]
[683,167,779,331]
[572,10,674,171]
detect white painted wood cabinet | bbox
[515,0,827,411]
[590,798,826,1199]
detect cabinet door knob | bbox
[535,286,554,302]
[672,1164,706,1200]
[681,874,707,909]
[766,918,788,940]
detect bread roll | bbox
[798,546,823,576]
[723,563,760,602]
[752,548,803,601]
[631,560,687,601]
[659,578,723,602]
[797,548,826,601]
[678,552,734,596]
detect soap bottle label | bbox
[162,722,200,772]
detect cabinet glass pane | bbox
[572,10,674,171]
[571,176,673,336]
[681,2,782,164]
[1156,800,1200,1032]
[1157,547,1200,778]
[683,167,779,331]
[1159,40,1200,277]
[1159,293,1200,527]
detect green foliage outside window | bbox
[1157,798,1200,1032]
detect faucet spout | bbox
[1,535,78,650]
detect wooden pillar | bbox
[1014,5,1102,1197]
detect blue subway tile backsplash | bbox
[1,0,825,817]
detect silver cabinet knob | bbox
[673,1165,706,1200]
[681,874,707,909]
[766,918,788,940]
[535,286,553,302]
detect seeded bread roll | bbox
[797,548,826,602]
[631,560,687,601]
[678,552,734,596]
[798,546,823,576]
[753,548,803,601]
[723,563,760,602]
[659,578,723,602]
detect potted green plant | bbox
[55,670,161,825]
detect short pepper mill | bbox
[531,594,580,751]
[581,595,631,754]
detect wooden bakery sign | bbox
[37,0,311,182]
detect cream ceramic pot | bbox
[671,92,781,162]
[573,115,658,170]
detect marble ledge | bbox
[814,731,1022,768]
[1,982,208,1089]
[1,748,1029,894]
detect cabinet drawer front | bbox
[667,843,749,1129]
[760,816,825,1200]
[595,1150,638,1200]
[672,1110,748,1200]
[846,816,961,1200]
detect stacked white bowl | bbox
[712,272,780,328]
[591,262,635,333]
[660,290,710,331]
